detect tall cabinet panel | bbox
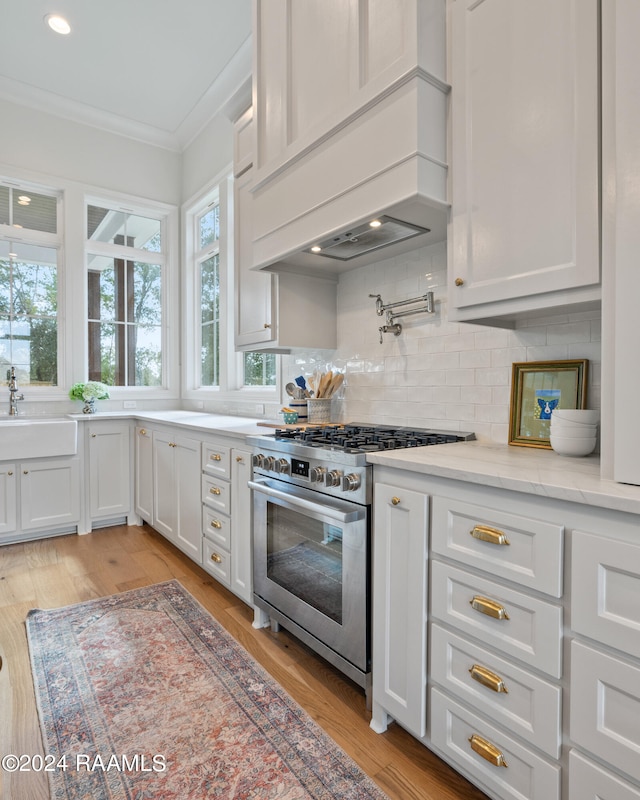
[448,0,600,323]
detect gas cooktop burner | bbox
[273,424,473,453]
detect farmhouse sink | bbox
[0,417,78,460]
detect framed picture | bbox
[509,359,589,448]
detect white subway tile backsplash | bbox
[284,241,601,443]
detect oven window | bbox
[266,505,343,624]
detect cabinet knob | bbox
[455,277,464,287]
[169,442,177,448]
[209,487,221,496]
[210,519,222,529]
[263,323,271,329]
[7,471,13,476]
[210,454,222,462]
[469,664,509,694]
[23,470,29,475]
[391,496,401,506]
[139,428,147,436]
[91,433,97,438]
[468,734,508,768]
[470,595,510,620]
[236,455,244,463]
[210,552,222,564]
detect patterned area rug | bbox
[26,580,388,800]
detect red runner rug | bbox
[26,580,388,799]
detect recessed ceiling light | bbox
[369,219,383,228]
[45,14,71,35]
[8,252,18,258]
[310,246,322,253]
[17,195,31,206]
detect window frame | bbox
[182,169,280,402]
[84,192,179,400]
[0,176,65,396]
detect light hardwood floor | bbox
[0,524,489,800]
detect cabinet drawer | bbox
[431,560,563,678]
[202,443,231,479]
[570,640,640,783]
[430,623,561,758]
[430,687,561,800]
[432,496,563,597]
[569,750,640,800]
[202,506,231,551]
[202,475,231,516]
[572,531,640,659]
[202,538,230,587]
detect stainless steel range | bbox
[247,424,475,700]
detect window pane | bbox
[133,324,162,386]
[87,205,162,251]
[243,352,277,386]
[132,263,162,323]
[87,259,116,322]
[200,254,219,324]
[12,190,57,234]
[0,316,57,386]
[201,321,219,386]
[199,205,220,249]
[10,257,57,317]
[88,320,116,384]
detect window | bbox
[87,204,165,387]
[0,181,60,387]
[185,177,277,395]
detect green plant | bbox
[69,381,110,401]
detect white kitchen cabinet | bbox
[20,458,80,532]
[601,0,640,486]
[569,751,640,800]
[87,421,130,523]
[134,425,153,524]
[0,463,17,537]
[233,113,337,352]
[153,430,202,562]
[370,481,429,738]
[448,0,600,325]
[230,447,253,604]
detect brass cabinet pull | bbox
[209,487,221,496]
[210,520,222,529]
[469,664,509,694]
[263,323,271,329]
[470,524,510,546]
[169,442,177,448]
[391,496,401,506]
[139,428,147,436]
[210,553,222,564]
[23,470,29,475]
[236,455,244,463]
[470,595,510,620]
[7,471,13,476]
[454,277,465,286]
[210,453,222,462]
[91,433,97,438]
[468,734,508,768]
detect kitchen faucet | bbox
[8,367,25,416]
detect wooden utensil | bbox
[326,372,344,397]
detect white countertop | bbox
[366,440,640,516]
[71,410,269,438]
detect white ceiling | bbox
[0,0,252,151]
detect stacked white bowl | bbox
[549,409,599,456]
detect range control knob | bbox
[325,469,343,488]
[263,456,276,471]
[310,466,327,483]
[342,473,361,492]
[252,453,266,468]
[275,458,290,475]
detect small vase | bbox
[82,398,96,414]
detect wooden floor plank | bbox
[0,524,489,800]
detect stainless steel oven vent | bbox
[304,215,430,261]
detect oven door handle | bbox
[248,480,365,523]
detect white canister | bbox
[288,399,308,421]
[307,398,332,423]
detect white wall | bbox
[0,99,181,204]
[284,241,601,443]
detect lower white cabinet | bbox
[87,421,130,523]
[153,430,202,562]
[230,447,253,604]
[569,750,640,800]
[0,463,17,536]
[134,425,153,524]
[371,481,429,738]
[19,458,81,532]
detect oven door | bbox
[249,476,369,672]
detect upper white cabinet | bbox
[448,0,601,325]
[233,108,337,352]
[601,0,640,486]
[249,0,450,277]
